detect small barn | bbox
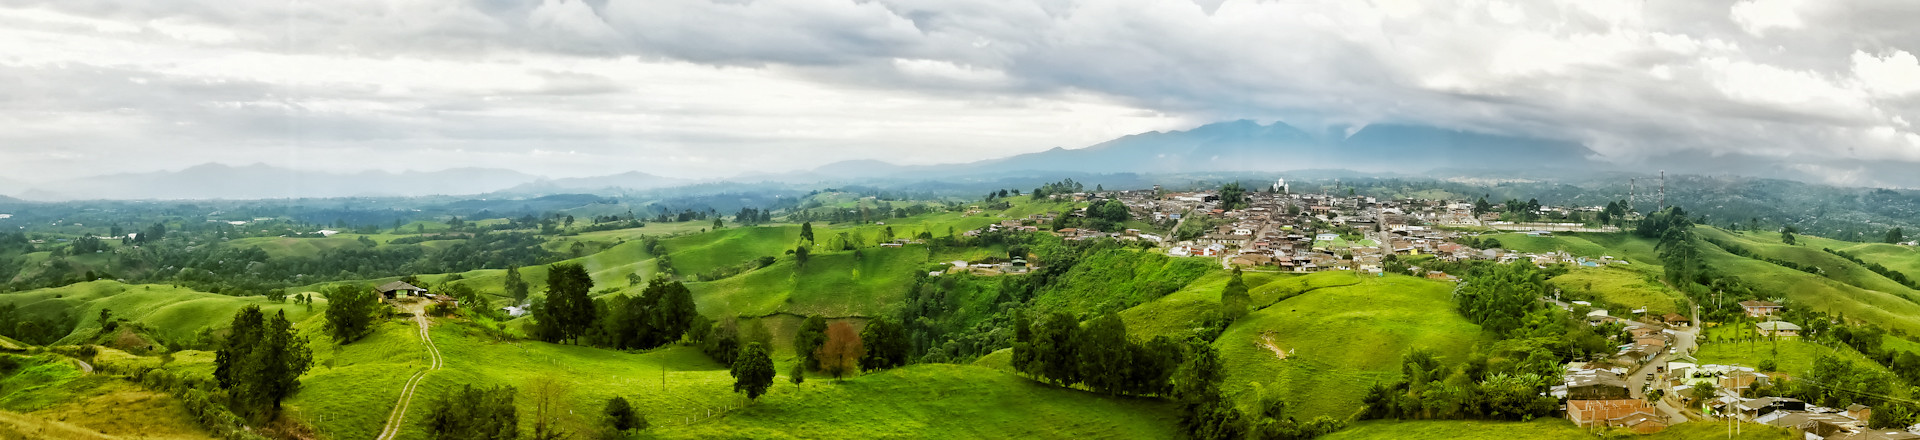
[376,281,428,300]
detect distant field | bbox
[1212,274,1486,420]
[688,244,929,318]
[1481,232,1666,266]
[1323,418,1793,440]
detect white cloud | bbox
[1853,50,1920,96]
[0,0,1919,186]
[1729,0,1806,36]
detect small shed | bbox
[376,281,428,300]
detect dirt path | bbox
[1259,332,1289,360]
[375,303,443,440]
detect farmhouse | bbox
[1740,300,1783,318]
[1757,321,1802,338]
[376,281,428,300]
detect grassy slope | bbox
[688,245,929,318]
[1550,265,1684,315]
[1213,274,1486,420]
[1699,228,1920,300]
[1324,419,1793,440]
[0,281,318,345]
[660,364,1178,439]
[1688,231,1920,335]
[1691,323,1893,378]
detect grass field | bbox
[1323,418,1793,440]
[1211,274,1486,420]
[1550,266,1684,315]
[688,245,930,318]
[1688,231,1920,335]
[0,281,319,346]
[291,316,1173,440]
[1482,232,1666,266]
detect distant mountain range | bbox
[797,120,1600,181]
[8,119,1903,201]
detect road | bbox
[375,302,444,440]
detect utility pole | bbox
[1660,170,1667,211]
[1629,178,1637,214]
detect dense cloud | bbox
[0,0,1916,186]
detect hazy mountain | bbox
[21,163,544,200]
[500,171,688,195]
[801,120,1600,180]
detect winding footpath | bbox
[376,305,443,440]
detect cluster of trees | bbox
[1062,199,1131,232]
[1218,182,1250,211]
[1452,261,1550,337]
[1773,355,1911,428]
[732,207,775,225]
[1596,200,1632,225]
[1029,179,1087,200]
[530,266,701,350]
[0,303,75,345]
[1012,312,1183,396]
[212,306,312,421]
[1359,348,1560,421]
[426,384,518,439]
[1171,338,1344,440]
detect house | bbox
[1662,313,1690,326]
[1740,300,1783,317]
[1736,397,1805,420]
[1722,372,1770,394]
[1757,321,1802,338]
[1564,370,1631,400]
[1566,399,1665,433]
[1847,404,1872,422]
[376,281,428,300]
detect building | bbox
[1757,321,1803,338]
[1833,431,1920,440]
[376,281,428,300]
[1566,399,1666,433]
[1564,370,1631,400]
[1740,300,1783,318]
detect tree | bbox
[1782,225,1799,245]
[794,246,810,268]
[1221,268,1250,323]
[428,384,517,440]
[793,316,829,370]
[816,321,864,380]
[538,263,596,344]
[214,306,313,421]
[731,342,776,401]
[1688,382,1719,410]
[713,218,724,229]
[527,376,574,440]
[1219,182,1249,211]
[323,283,381,343]
[800,222,815,244]
[859,316,909,371]
[1079,312,1131,395]
[603,396,644,433]
[1889,227,1906,244]
[504,265,531,304]
[789,362,806,387]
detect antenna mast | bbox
[1660,171,1666,211]
[1629,178,1636,214]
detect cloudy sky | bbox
[1,0,1918,184]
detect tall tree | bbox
[1782,225,1799,245]
[602,396,644,433]
[817,321,864,380]
[731,342,776,401]
[527,376,574,440]
[539,263,596,344]
[215,306,313,421]
[504,265,531,304]
[1221,268,1251,323]
[793,316,829,370]
[1079,312,1131,395]
[1889,227,1906,244]
[858,316,909,371]
[322,283,381,344]
[800,222,815,244]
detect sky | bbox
[1,0,1918,185]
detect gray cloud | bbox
[0,0,1918,187]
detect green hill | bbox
[1324,419,1792,440]
[1211,274,1486,420]
[688,244,930,318]
[0,281,318,346]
